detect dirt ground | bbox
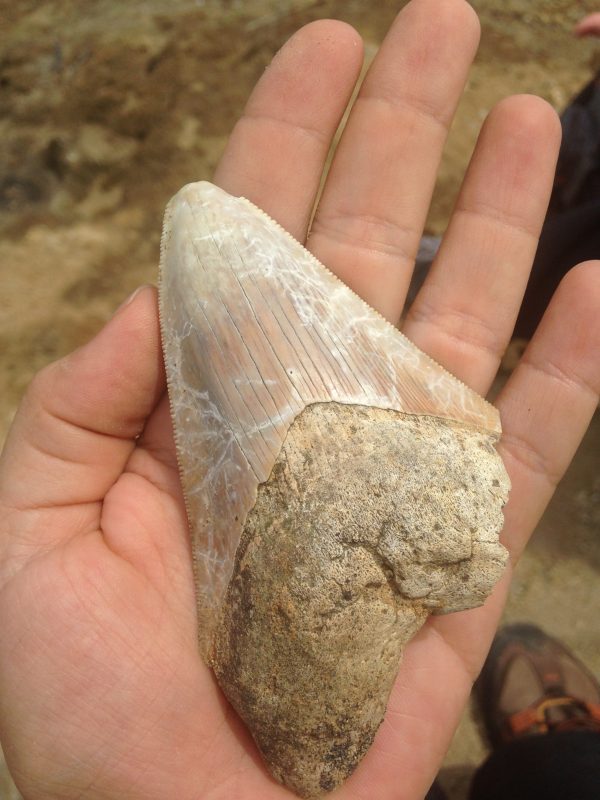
[1,1,599,798]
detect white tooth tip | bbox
[159,182,509,797]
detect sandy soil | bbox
[1,1,599,798]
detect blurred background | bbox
[1,1,599,797]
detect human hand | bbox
[575,13,600,37]
[1,1,599,799]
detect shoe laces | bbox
[507,695,600,738]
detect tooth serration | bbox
[159,182,509,798]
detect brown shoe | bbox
[474,623,600,749]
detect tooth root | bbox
[159,181,510,797]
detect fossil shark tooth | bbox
[159,181,510,798]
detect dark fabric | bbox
[468,730,600,800]
[424,779,448,800]
[514,71,600,339]
[551,72,600,212]
[513,198,600,339]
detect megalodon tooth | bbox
[158,181,510,798]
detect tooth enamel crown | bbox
[159,181,509,798]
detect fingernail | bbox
[112,284,153,317]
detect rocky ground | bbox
[1,1,599,798]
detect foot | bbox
[474,623,600,749]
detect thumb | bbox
[0,285,165,515]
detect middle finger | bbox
[309,0,481,322]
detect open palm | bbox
[1,2,599,799]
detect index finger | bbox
[214,20,363,241]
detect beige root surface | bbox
[211,403,508,797]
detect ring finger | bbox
[403,94,561,394]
